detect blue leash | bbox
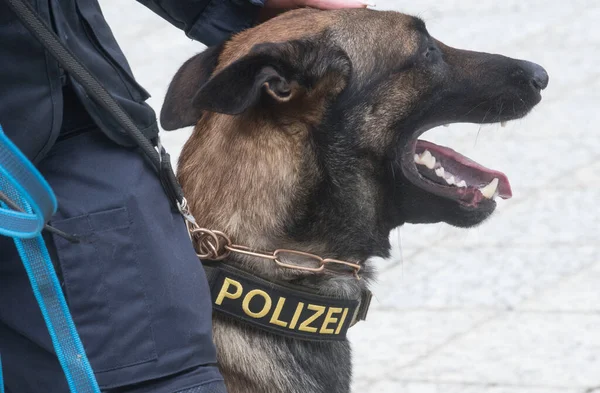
[0,355,4,393]
[0,125,101,393]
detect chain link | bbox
[179,197,361,279]
[188,227,361,279]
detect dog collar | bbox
[203,263,372,342]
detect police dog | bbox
[160,8,547,393]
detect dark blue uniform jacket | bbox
[0,1,263,391]
[0,0,264,162]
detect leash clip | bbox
[178,197,201,231]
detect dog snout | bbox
[520,60,549,91]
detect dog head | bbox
[161,9,547,263]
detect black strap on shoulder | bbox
[203,263,372,342]
[4,0,184,211]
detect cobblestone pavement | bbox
[101,1,599,391]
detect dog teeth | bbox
[431,165,469,188]
[480,178,499,199]
[421,150,436,169]
[414,150,436,169]
[417,154,471,189]
[500,121,507,128]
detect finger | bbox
[299,0,373,9]
[263,0,373,9]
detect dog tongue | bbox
[416,140,512,199]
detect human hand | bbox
[264,0,373,8]
[260,0,374,21]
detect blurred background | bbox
[101,1,599,392]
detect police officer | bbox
[0,0,368,392]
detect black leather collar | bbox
[203,263,372,342]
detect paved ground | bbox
[101,1,599,392]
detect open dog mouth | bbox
[401,123,513,208]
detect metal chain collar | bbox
[178,198,362,279]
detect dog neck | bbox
[205,258,367,393]
[178,114,374,393]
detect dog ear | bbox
[192,40,351,115]
[160,43,224,131]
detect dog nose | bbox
[522,61,549,90]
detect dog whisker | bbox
[474,106,493,147]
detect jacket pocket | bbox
[50,207,157,372]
